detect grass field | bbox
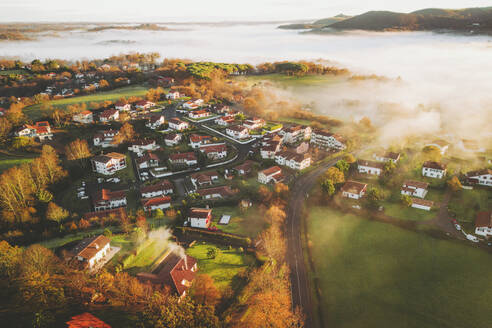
[237,73,345,88]
[213,205,266,238]
[186,242,256,291]
[24,85,149,119]
[0,69,29,76]
[306,207,492,328]
[0,156,35,172]
[122,239,170,275]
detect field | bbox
[24,85,149,119]
[186,242,256,291]
[0,69,30,76]
[237,73,345,88]
[0,154,35,172]
[306,207,492,328]
[213,205,266,238]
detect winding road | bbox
[286,158,341,328]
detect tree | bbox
[383,161,396,174]
[65,139,91,162]
[335,160,350,174]
[145,87,165,102]
[113,122,135,144]
[447,176,462,192]
[344,154,356,164]
[364,187,385,210]
[323,167,345,185]
[265,205,286,226]
[191,274,220,307]
[259,225,286,262]
[320,179,335,196]
[6,102,26,125]
[401,194,412,207]
[422,146,442,162]
[99,79,110,89]
[46,202,69,223]
[0,117,12,143]
[206,247,220,260]
[0,240,22,279]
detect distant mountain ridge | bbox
[279,6,492,34]
[329,7,492,32]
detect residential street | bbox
[286,158,341,328]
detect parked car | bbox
[466,234,479,243]
[454,224,461,231]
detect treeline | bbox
[256,60,350,76]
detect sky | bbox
[1,0,492,22]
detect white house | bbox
[91,152,127,175]
[135,100,155,111]
[200,143,228,160]
[169,152,198,166]
[190,171,219,189]
[310,130,346,150]
[146,115,165,130]
[215,115,235,126]
[99,109,119,122]
[135,152,160,169]
[258,166,284,184]
[115,102,132,111]
[411,198,433,211]
[166,91,180,100]
[466,169,492,187]
[128,139,159,154]
[422,161,447,179]
[401,180,429,199]
[142,196,171,211]
[92,189,127,212]
[73,235,111,269]
[183,99,204,110]
[189,110,211,120]
[93,130,119,148]
[275,151,311,170]
[189,134,212,148]
[226,125,249,140]
[73,111,94,124]
[475,211,492,237]
[165,133,182,147]
[358,160,385,176]
[373,151,400,163]
[280,125,312,144]
[187,208,212,229]
[141,180,174,198]
[341,181,367,199]
[168,118,189,131]
[260,141,281,159]
[243,118,265,130]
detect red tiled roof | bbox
[92,189,126,203]
[201,144,227,154]
[341,180,367,194]
[411,198,434,207]
[197,186,235,197]
[140,180,173,194]
[142,196,171,207]
[169,152,196,161]
[189,134,211,143]
[73,235,111,261]
[100,108,118,118]
[260,166,282,176]
[423,161,447,170]
[189,208,212,219]
[66,312,111,328]
[475,211,492,228]
[403,180,429,189]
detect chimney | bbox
[184,256,188,270]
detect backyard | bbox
[306,207,492,328]
[448,187,491,229]
[186,242,256,291]
[213,205,266,238]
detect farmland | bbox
[306,207,492,328]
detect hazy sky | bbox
[1,0,492,22]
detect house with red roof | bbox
[91,152,127,175]
[146,114,165,130]
[258,166,284,184]
[115,101,131,111]
[72,235,111,269]
[99,108,119,122]
[137,253,197,298]
[475,211,492,237]
[189,134,213,148]
[73,110,94,124]
[142,196,171,211]
[310,129,346,150]
[188,207,212,228]
[164,133,182,146]
[135,100,155,110]
[226,125,249,140]
[169,152,198,166]
[93,130,119,148]
[166,90,181,100]
[66,312,112,328]
[128,139,159,154]
[215,115,235,126]
[140,180,174,198]
[189,109,211,120]
[200,143,227,160]
[135,152,160,169]
[341,181,367,199]
[92,189,127,211]
[197,186,236,200]
[168,117,189,131]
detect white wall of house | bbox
[475,226,492,237]
[86,243,110,268]
[342,191,363,199]
[94,198,127,211]
[190,217,209,228]
[412,203,431,211]
[422,167,446,179]
[358,165,382,176]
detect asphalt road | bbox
[286,158,341,328]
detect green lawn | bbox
[186,242,256,291]
[213,205,266,238]
[382,201,437,221]
[0,69,29,76]
[306,207,492,328]
[0,156,35,172]
[122,239,170,275]
[237,73,344,88]
[24,85,149,119]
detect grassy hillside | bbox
[329,6,492,32]
[24,85,149,120]
[278,15,349,30]
[306,207,492,328]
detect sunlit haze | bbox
[1,0,492,22]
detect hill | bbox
[278,15,350,30]
[329,6,492,32]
